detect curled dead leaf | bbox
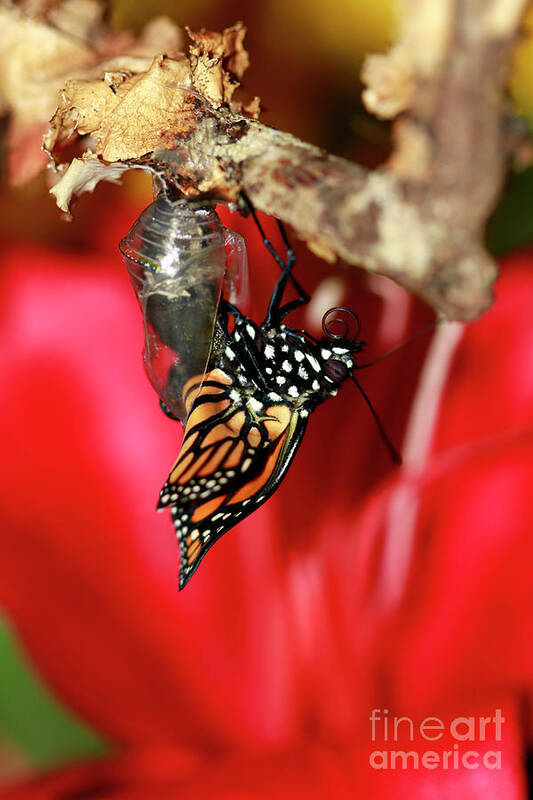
[0,5,96,128]
[95,56,195,162]
[3,4,256,211]
[188,22,249,107]
[0,1,185,185]
[40,16,256,209]
[49,153,129,212]
[43,70,136,157]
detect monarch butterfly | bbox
[121,190,398,589]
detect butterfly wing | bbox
[158,368,308,589]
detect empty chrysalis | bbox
[119,183,248,420]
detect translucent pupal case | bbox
[120,191,247,422]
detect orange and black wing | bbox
[158,368,308,589]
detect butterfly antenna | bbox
[350,375,402,465]
[356,320,438,370]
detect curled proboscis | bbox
[321,306,360,342]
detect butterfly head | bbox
[315,306,364,390]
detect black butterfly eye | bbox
[324,359,348,383]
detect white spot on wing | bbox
[248,397,263,413]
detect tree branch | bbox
[2,1,529,321]
[150,0,527,320]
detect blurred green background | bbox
[1,0,532,786]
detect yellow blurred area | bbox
[509,3,533,123]
[262,0,398,71]
[109,0,214,33]
[110,0,398,71]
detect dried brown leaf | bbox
[43,70,138,156]
[0,6,96,127]
[0,1,184,184]
[42,17,255,209]
[49,152,129,211]
[95,56,193,162]
[187,22,249,107]
[221,22,249,81]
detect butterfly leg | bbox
[275,293,310,323]
[261,219,310,326]
[241,195,309,324]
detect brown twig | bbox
[3,1,529,320]
[131,1,529,320]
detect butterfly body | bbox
[158,300,363,589]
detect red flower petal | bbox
[0,728,526,799]
[0,225,531,800]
